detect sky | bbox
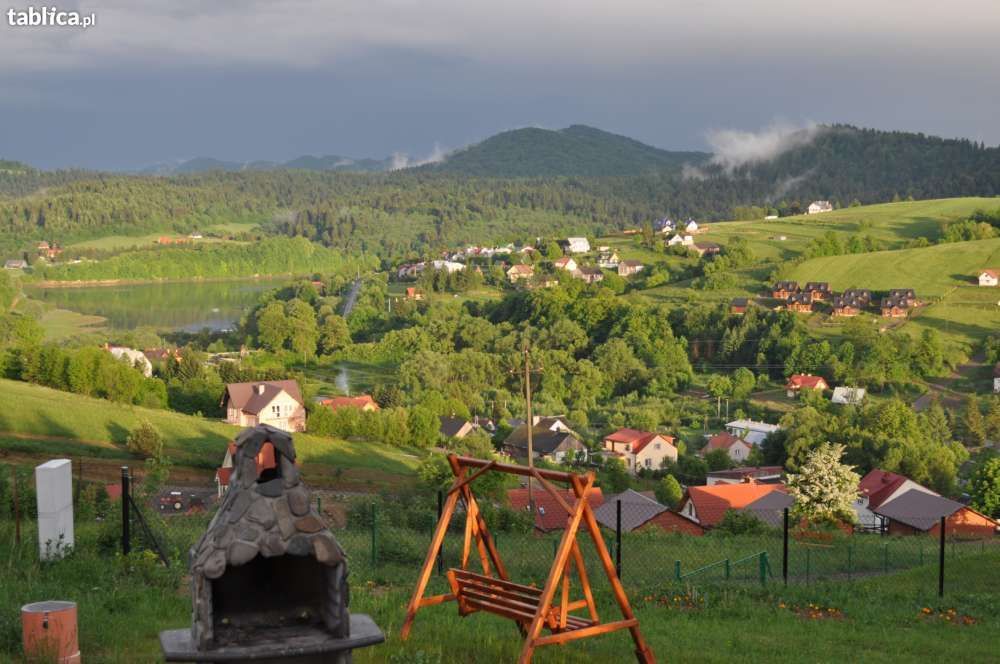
[2,0,999,171]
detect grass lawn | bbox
[2,516,997,664]
[67,221,262,251]
[0,379,419,490]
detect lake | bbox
[26,279,287,332]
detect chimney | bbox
[255,384,266,395]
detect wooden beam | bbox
[447,460,496,495]
[452,455,582,484]
[531,468,573,515]
[532,619,638,647]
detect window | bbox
[271,405,281,417]
[624,445,630,452]
[645,458,652,468]
[654,443,661,450]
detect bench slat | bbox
[451,569,543,596]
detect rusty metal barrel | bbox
[21,601,81,663]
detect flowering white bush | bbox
[787,442,860,525]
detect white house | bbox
[105,345,153,378]
[602,428,678,474]
[978,269,999,287]
[684,220,699,233]
[553,256,578,272]
[994,362,1000,394]
[807,201,834,214]
[764,214,779,220]
[222,380,306,432]
[700,432,753,463]
[597,250,620,269]
[430,260,466,274]
[566,237,591,254]
[831,386,866,405]
[667,234,695,247]
[724,419,780,446]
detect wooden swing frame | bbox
[401,455,655,663]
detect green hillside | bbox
[0,379,419,486]
[432,124,709,177]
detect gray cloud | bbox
[706,123,825,173]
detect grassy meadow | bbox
[67,220,263,251]
[0,379,419,490]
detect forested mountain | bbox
[429,125,710,177]
[138,154,393,175]
[1,125,997,258]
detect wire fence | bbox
[3,461,998,601]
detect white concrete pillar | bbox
[35,459,74,560]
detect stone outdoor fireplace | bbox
[160,425,384,663]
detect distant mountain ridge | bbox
[138,154,394,175]
[427,124,711,177]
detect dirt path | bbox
[912,352,985,411]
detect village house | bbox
[684,219,699,233]
[888,288,917,306]
[978,269,999,287]
[405,287,424,301]
[617,260,645,277]
[565,237,591,254]
[729,297,748,315]
[553,256,578,272]
[843,288,872,306]
[785,373,829,397]
[786,292,813,313]
[725,419,780,445]
[429,259,465,274]
[874,490,998,538]
[807,200,834,214]
[143,347,182,365]
[764,214,779,220]
[667,234,695,247]
[506,264,534,283]
[771,281,799,299]
[396,263,422,280]
[508,487,604,533]
[574,267,604,284]
[438,416,475,439]
[700,432,754,463]
[4,259,27,270]
[831,386,866,405]
[653,217,675,234]
[677,481,787,527]
[803,282,831,301]
[222,380,306,432]
[321,394,380,412]
[104,344,154,377]
[691,242,721,257]
[36,242,63,260]
[602,428,678,474]
[880,295,910,318]
[995,362,1000,393]
[215,440,278,497]
[597,248,620,268]
[831,295,863,317]
[502,427,587,463]
[706,466,784,486]
[593,489,705,536]
[856,469,938,529]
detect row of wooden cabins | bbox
[771,282,917,317]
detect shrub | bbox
[126,421,164,458]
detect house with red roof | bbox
[552,256,578,272]
[785,374,829,397]
[215,440,280,497]
[874,490,998,538]
[977,269,998,287]
[602,428,678,474]
[855,469,938,529]
[320,394,380,412]
[677,480,787,528]
[507,486,605,533]
[699,432,754,464]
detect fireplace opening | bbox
[211,554,343,644]
[255,441,280,483]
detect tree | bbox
[256,301,289,352]
[543,241,563,259]
[730,367,756,401]
[705,374,732,400]
[787,443,860,525]
[126,421,164,458]
[285,298,318,359]
[968,456,1000,517]
[318,314,351,355]
[962,396,987,447]
[704,449,733,471]
[654,475,683,508]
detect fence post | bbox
[436,491,444,575]
[615,499,622,580]
[370,502,377,567]
[121,466,131,557]
[938,515,945,598]
[759,552,768,586]
[782,507,789,585]
[674,560,681,581]
[724,559,730,581]
[12,466,20,547]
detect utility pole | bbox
[513,343,543,514]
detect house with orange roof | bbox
[699,431,754,464]
[320,394,380,412]
[602,428,678,474]
[506,263,534,283]
[215,439,280,497]
[978,269,999,287]
[552,256,578,272]
[785,373,829,397]
[677,480,787,527]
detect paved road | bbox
[340,278,362,317]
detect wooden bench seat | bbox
[448,569,594,633]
